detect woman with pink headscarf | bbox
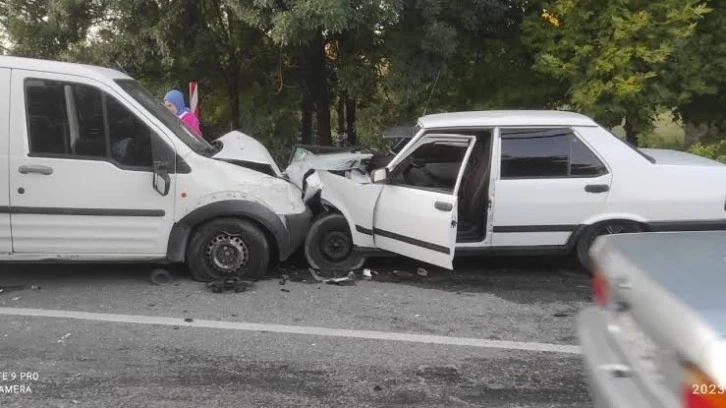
[163,89,202,138]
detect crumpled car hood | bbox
[284,151,374,190]
[212,131,283,177]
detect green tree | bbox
[667,0,726,146]
[523,0,711,145]
[228,0,402,146]
[0,0,107,59]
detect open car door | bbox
[371,134,477,269]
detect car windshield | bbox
[115,79,215,156]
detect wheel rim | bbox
[206,233,249,275]
[320,230,352,262]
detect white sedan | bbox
[298,110,726,271]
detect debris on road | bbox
[57,333,71,343]
[307,268,356,286]
[416,267,428,277]
[184,318,193,323]
[392,270,415,280]
[362,269,373,279]
[206,278,253,293]
[281,288,290,293]
[279,274,289,285]
[150,268,173,285]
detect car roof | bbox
[417,110,598,129]
[0,56,132,82]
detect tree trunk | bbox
[315,106,332,146]
[301,94,313,144]
[337,91,346,136]
[624,116,638,146]
[345,95,356,145]
[228,75,240,130]
[309,32,332,146]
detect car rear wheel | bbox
[576,221,643,272]
[305,213,366,271]
[186,218,270,282]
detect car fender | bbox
[317,171,383,248]
[166,199,292,263]
[580,213,650,227]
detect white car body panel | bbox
[306,110,726,269]
[0,68,11,254]
[285,150,373,191]
[317,171,381,248]
[213,131,283,177]
[8,69,176,255]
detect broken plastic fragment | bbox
[307,268,356,285]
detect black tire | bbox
[186,218,270,282]
[576,221,643,272]
[304,212,366,271]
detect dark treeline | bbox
[2,0,726,162]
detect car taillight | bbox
[683,363,726,408]
[592,267,608,307]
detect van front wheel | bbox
[187,218,270,282]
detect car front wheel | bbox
[305,213,366,271]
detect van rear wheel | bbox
[187,218,270,282]
[576,221,642,272]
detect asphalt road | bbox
[0,255,593,407]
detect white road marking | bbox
[0,307,581,354]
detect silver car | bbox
[577,231,726,408]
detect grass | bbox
[610,112,685,149]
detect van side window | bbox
[500,128,607,179]
[24,78,159,170]
[25,79,71,155]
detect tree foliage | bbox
[524,0,711,145]
[3,0,726,160]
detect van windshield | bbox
[115,79,215,157]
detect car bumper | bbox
[281,207,312,260]
[577,307,665,408]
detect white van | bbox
[0,56,311,281]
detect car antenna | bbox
[421,67,442,116]
[114,59,129,75]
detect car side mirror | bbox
[371,168,389,184]
[153,161,171,196]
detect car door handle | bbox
[18,165,53,175]
[434,201,453,212]
[585,184,609,193]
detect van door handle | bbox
[435,201,453,212]
[585,184,609,193]
[18,165,53,175]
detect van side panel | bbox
[0,68,12,253]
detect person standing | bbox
[163,89,202,137]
